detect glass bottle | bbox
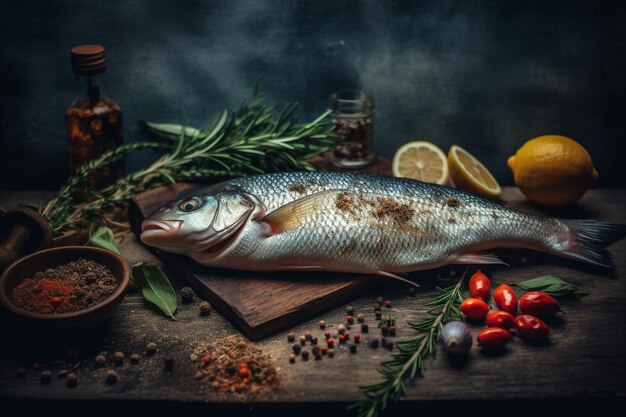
[66,44,124,189]
[329,90,375,168]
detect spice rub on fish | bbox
[140,172,626,284]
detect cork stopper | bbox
[71,44,106,76]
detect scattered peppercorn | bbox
[375,311,382,320]
[361,323,369,333]
[357,313,365,323]
[337,324,346,334]
[105,369,118,384]
[199,301,211,316]
[381,324,390,336]
[346,305,355,315]
[326,338,334,347]
[409,287,416,295]
[57,369,69,378]
[389,326,397,336]
[374,305,381,312]
[310,336,318,345]
[376,296,383,305]
[113,351,125,365]
[146,342,158,355]
[324,331,331,340]
[314,352,322,360]
[349,344,357,353]
[369,338,380,349]
[321,346,328,355]
[384,300,392,308]
[292,344,302,355]
[287,333,295,342]
[289,354,296,363]
[301,351,309,361]
[354,334,361,343]
[312,346,321,356]
[130,354,140,364]
[94,355,106,367]
[66,372,77,387]
[381,338,388,347]
[16,368,26,378]
[319,320,327,329]
[339,335,346,344]
[346,315,354,324]
[41,370,51,384]
[164,358,174,371]
[180,286,195,303]
[327,350,335,358]
[304,332,312,341]
[299,336,306,345]
[385,342,394,351]
[225,364,236,374]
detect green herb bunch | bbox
[350,268,469,417]
[41,90,334,234]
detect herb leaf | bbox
[516,275,588,297]
[87,223,123,256]
[131,263,177,320]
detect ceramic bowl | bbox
[0,246,130,330]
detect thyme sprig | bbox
[42,90,334,234]
[350,267,470,417]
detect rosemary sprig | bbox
[349,267,470,417]
[42,90,334,234]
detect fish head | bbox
[140,190,255,254]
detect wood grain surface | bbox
[1,187,625,416]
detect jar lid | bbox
[71,44,106,76]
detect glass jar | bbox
[329,90,375,168]
[66,45,124,189]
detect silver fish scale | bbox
[209,172,569,273]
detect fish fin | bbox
[454,253,508,265]
[377,270,420,288]
[559,219,626,268]
[259,190,349,235]
[275,265,324,271]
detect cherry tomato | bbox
[469,270,491,300]
[515,314,550,340]
[460,298,491,320]
[485,311,516,331]
[519,292,562,318]
[493,284,518,314]
[477,327,513,350]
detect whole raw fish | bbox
[140,172,624,283]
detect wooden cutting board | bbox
[129,156,391,340]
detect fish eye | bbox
[179,198,200,212]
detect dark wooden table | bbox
[1,187,625,416]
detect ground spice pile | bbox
[11,258,117,314]
[192,335,278,397]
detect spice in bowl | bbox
[10,258,117,314]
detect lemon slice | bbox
[448,145,501,197]
[392,141,450,185]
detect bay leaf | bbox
[131,263,177,320]
[516,275,588,297]
[87,223,123,256]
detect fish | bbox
[140,172,625,284]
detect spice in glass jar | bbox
[329,90,375,168]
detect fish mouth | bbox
[140,220,184,241]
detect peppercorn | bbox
[321,346,328,355]
[369,338,380,349]
[113,351,125,365]
[375,311,382,320]
[180,286,194,303]
[105,369,118,384]
[326,338,334,347]
[304,332,312,341]
[381,324,390,336]
[385,342,394,351]
[312,345,321,355]
[146,342,158,355]
[289,354,296,363]
[57,369,69,378]
[346,315,354,324]
[324,331,331,340]
[349,344,357,353]
[94,354,106,367]
[225,365,236,374]
[199,301,211,316]
[292,344,302,355]
[164,358,174,371]
[357,313,365,323]
[374,305,381,312]
[314,352,322,360]
[384,300,392,308]
[346,305,355,315]
[327,350,335,358]
[130,354,140,364]
[354,334,361,343]
[41,370,51,384]
[376,296,384,305]
[319,320,327,329]
[299,336,307,345]
[381,338,387,347]
[287,333,295,342]
[66,372,77,387]
[310,336,318,345]
[389,326,397,336]
[301,351,309,361]
[337,324,346,334]
[16,368,26,378]
[409,287,416,295]
[361,323,369,333]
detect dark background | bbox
[1,0,625,189]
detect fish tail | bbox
[558,220,626,268]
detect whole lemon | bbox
[507,135,599,206]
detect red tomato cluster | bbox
[460,269,562,351]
